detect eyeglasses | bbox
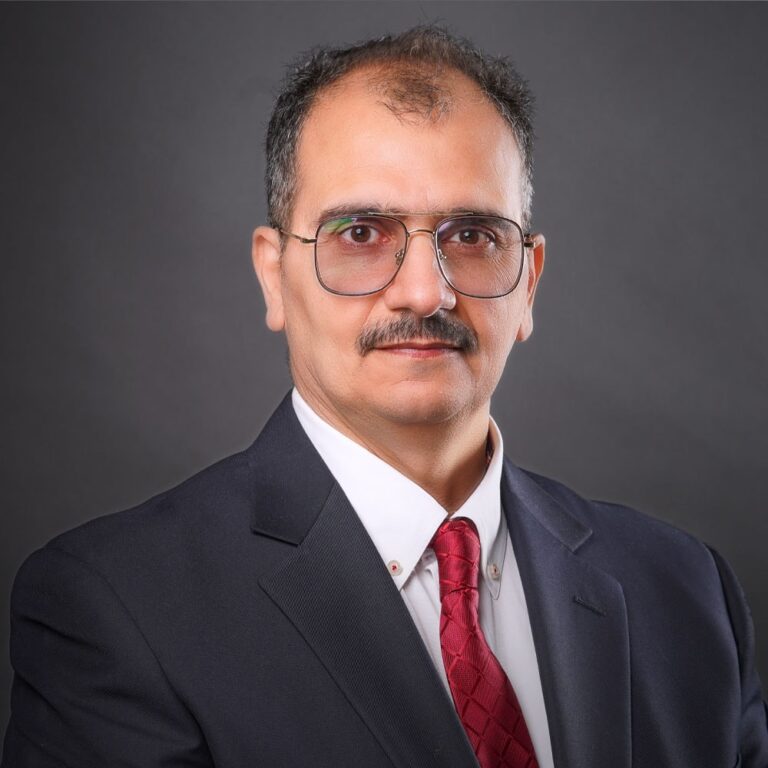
[279,212,534,298]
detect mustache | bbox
[356,312,478,356]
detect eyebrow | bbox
[312,203,508,227]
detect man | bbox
[3,25,766,768]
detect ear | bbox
[516,232,545,342]
[251,225,285,332]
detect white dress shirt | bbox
[292,388,554,768]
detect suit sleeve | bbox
[708,547,768,767]
[1,545,213,767]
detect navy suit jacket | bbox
[3,395,767,766]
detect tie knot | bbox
[431,517,481,599]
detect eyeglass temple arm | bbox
[278,228,317,245]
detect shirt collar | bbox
[291,388,507,598]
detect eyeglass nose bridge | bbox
[395,226,446,267]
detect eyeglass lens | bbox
[314,215,524,297]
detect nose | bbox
[382,229,457,316]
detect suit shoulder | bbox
[43,446,256,570]
[515,468,736,622]
[519,467,714,567]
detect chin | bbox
[365,388,477,427]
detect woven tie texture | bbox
[431,517,539,768]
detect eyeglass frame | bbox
[277,211,535,299]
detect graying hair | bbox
[265,25,535,230]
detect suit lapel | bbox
[251,398,477,768]
[259,485,477,768]
[502,462,631,768]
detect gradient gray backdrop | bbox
[2,1,767,731]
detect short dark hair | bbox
[265,25,535,230]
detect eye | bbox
[328,217,396,248]
[458,228,492,245]
[445,226,496,247]
[346,224,376,244]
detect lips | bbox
[377,342,459,350]
[374,340,462,355]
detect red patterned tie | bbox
[431,518,539,768]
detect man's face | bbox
[253,70,544,433]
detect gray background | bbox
[1,1,766,731]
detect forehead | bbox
[293,68,524,224]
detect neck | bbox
[297,387,491,513]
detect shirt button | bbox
[388,560,402,576]
[487,563,501,581]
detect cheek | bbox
[283,280,372,361]
[474,301,520,356]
